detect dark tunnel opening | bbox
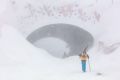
[27,23,94,58]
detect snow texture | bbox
[0,0,120,80]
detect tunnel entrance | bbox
[27,23,94,58]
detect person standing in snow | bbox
[79,48,89,72]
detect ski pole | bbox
[88,59,91,72]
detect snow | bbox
[1,0,106,37]
[0,0,120,80]
[0,0,8,15]
[0,25,83,80]
[0,24,120,80]
[34,37,70,58]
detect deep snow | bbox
[0,24,120,80]
[0,0,120,80]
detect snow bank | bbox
[0,25,82,80]
[0,25,58,80]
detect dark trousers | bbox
[81,60,86,72]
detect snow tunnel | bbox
[27,23,94,58]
